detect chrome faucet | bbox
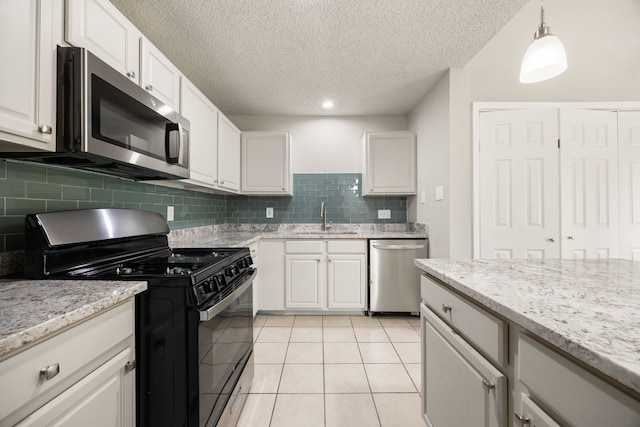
[320,202,331,231]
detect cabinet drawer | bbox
[327,240,366,254]
[285,240,323,254]
[0,300,134,422]
[421,274,506,365]
[518,333,640,427]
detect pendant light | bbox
[519,1,567,84]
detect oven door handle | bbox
[199,269,257,322]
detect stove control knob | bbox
[232,265,240,275]
[202,281,213,294]
[245,255,254,266]
[215,275,226,290]
[225,267,233,278]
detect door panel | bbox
[618,111,640,260]
[479,109,560,259]
[560,109,619,258]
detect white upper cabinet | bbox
[180,77,219,187]
[66,0,141,83]
[140,37,181,112]
[241,132,292,195]
[179,77,240,194]
[363,132,417,196]
[217,114,241,193]
[0,0,62,150]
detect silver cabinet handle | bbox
[125,361,136,373]
[220,180,225,184]
[442,304,452,313]
[38,124,52,134]
[126,71,136,79]
[481,379,495,392]
[547,238,555,242]
[514,412,530,425]
[40,363,60,381]
[372,244,425,250]
[145,85,153,91]
[567,236,574,240]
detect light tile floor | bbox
[237,314,424,427]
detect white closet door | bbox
[618,111,640,261]
[560,109,619,259]
[479,109,560,259]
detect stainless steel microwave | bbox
[2,46,189,180]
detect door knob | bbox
[567,236,574,240]
[145,85,153,91]
[547,238,555,242]
[126,71,136,79]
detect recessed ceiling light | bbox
[322,100,334,109]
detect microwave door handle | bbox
[165,122,181,164]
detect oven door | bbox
[198,269,256,427]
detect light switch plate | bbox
[435,185,444,201]
[266,207,274,218]
[378,209,391,219]
[167,205,174,221]
[420,191,426,204]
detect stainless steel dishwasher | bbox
[369,239,429,314]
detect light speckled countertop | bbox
[0,280,146,358]
[415,258,640,395]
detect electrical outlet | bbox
[167,205,174,221]
[266,207,274,218]
[378,209,391,219]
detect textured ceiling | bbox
[110,0,529,116]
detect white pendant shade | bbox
[519,34,568,83]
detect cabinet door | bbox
[0,0,59,150]
[327,254,366,309]
[519,394,561,427]
[180,77,218,187]
[363,132,416,195]
[241,132,292,195]
[66,0,140,82]
[421,304,506,427]
[285,255,323,309]
[217,114,241,192]
[617,111,640,261]
[140,38,181,112]
[478,109,560,259]
[260,240,286,311]
[16,348,134,427]
[560,109,619,259]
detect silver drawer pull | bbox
[145,85,153,91]
[126,71,136,79]
[125,361,136,373]
[481,379,495,392]
[38,124,52,134]
[40,363,60,381]
[514,412,530,425]
[442,304,452,313]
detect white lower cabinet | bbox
[260,239,366,312]
[517,333,640,427]
[421,272,640,427]
[0,300,136,427]
[421,303,506,427]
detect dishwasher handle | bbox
[372,244,426,250]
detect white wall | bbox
[229,115,408,173]
[408,72,451,258]
[412,0,640,258]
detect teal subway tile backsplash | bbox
[0,162,407,253]
[226,174,406,224]
[0,160,225,251]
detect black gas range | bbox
[25,208,255,427]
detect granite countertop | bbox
[169,227,427,248]
[0,279,146,358]
[415,258,640,395]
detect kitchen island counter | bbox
[415,258,640,396]
[0,279,146,358]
